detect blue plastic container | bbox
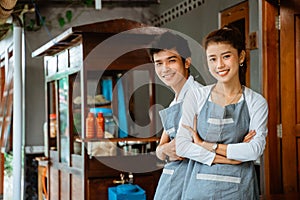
[89,107,112,116]
[90,107,117,136]
[108,184,146,200]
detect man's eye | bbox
[155,63,162,67]
[209,58,216,62]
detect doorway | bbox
[220,1,250,87]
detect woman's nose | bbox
[217,59,224,68]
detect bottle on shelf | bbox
[86,112,95,139]
[49,113,57,138]
[49,113,57,150]
[96,112,105,139]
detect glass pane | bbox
[59,77,69,163]
[48,81,57,151]
[70,73,82,155]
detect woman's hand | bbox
[243,130,256,142]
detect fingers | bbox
[193,114,198,131]
[182,124,194,133]
[243,130,256,142]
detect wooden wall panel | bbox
[71,174,82,200]
[296,16,300,125]
[60,171,70,200]
[50,168,59,200]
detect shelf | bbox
[88,153,161,173]
[79,137,160,143]
[36,19,161,200]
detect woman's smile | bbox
[217,69,230,76]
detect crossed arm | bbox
[182,115,256,165]
[156,117,255,164]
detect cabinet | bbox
[32,19,163,200]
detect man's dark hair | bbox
[149,31,191,63]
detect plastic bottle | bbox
[49,113,57,138]
[49,113,57,150]
[86,112,95,139]
[96,112,105,139]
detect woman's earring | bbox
[240,63,244,67]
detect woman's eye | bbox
[209,58,216,62]
[223,54,231,59]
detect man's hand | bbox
[165,139,184,161]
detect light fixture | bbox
[95,0,102,10]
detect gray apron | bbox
[182,87,259,200]
[154,102,189,200]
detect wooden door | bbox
[281,0,300,193]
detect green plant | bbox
[57,10,73,28]
[25,16,46,31]
[4,152,13,176]
[84,0,93,6]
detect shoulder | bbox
[186,84,212,99]
[244,87,268,110]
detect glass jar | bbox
[104,113,117,137]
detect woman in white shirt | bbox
[176,25,268,199]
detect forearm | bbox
[176,133,215,166]
[215,144,227,156]
[213,154,241,165]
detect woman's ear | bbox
[185,57,192,69]
[239,50,246,64]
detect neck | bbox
[213,81,242,106]
[173,76,188,100]
[215,80,242,96]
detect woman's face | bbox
[153,49,190,92]
[206,42,244,84]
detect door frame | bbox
[261,0,282,196]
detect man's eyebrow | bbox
[167,55,178,59]
[154,55,178,62]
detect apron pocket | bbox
[196,173,240,196]
[196,173,241,183]
[162,168,174,175]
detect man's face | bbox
[153,49,190,92]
